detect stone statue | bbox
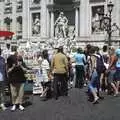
[33,15,40,35]
[92,13,100,33]
[54,12,68,38]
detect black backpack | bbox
[95,53,106,73]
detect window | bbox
[32,0,41,4]
[90,0,105,3]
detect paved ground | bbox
[0,88,120,120]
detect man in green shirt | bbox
[51,46,68,100]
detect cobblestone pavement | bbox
[0,88,120,120]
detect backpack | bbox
[95,53,106,73]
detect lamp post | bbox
[98,1,114,47]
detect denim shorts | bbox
[114,70,120,81]
[108,70,116,83]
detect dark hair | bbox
[58,46,63,53]
[86,44,92,50]
[17,56,23,62]
[89,46,96,54]
[6,43,10,49]
[11,46,17,52]
[103,45,108,52]
[95,46,99,52]
[77,47,83,54]
[42,50,49,59]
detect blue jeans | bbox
[0,81,5,104]
[88,70,99,91]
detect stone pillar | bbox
[23,0,29,40]
[0,2,4,30]
[79,0,90,36]
[48,0,54,38]
[75,7,79,37]
[113,0,120,26]
[46,0,50,37]
[50,11,54,38]
[12,0,17,40]
[41,0,47,38]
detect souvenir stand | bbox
[19,41,43,95]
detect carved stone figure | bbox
[33,15,40,35]
[92,13,100,33]
[54,12,68,38]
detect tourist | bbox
[84,44,92,85]
[102,45,109,91]
[2,43,11,63]
[67,56,74,88]
[0,48,7,110]
[7,50,28,111]
[74,48,86,88]
[107,47,118,96]
[40,50,52,100]
[51,46,68,100]
[114,48,120,95]
[88,46,99,103]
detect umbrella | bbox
[0,31,14,37]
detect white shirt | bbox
[41,59,50,82]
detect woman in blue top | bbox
[114,48,120,95]
[74,48,86,88]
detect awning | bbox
[0,31,14,37]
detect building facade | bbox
[0,0,120,46]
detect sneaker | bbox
[93,96,99,104]
[11,105,16,111]
[84,83,87,87]
[19,105,24,111]
[114,91,119,97]
[0,104,7,111]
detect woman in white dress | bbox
[40,50,51,99]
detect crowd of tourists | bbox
[0,43,120,111]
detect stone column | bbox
[0,2,4,30]
[41,0,47,38]
[75,7,79,37]
[113,0,120,26]
[12,0,17,40]
[23,0,29,40]
[46,0,50,37]
[79,0,90,36]
[50,10,54,38]
[49,0,54,38]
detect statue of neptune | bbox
[54,12,68,38]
